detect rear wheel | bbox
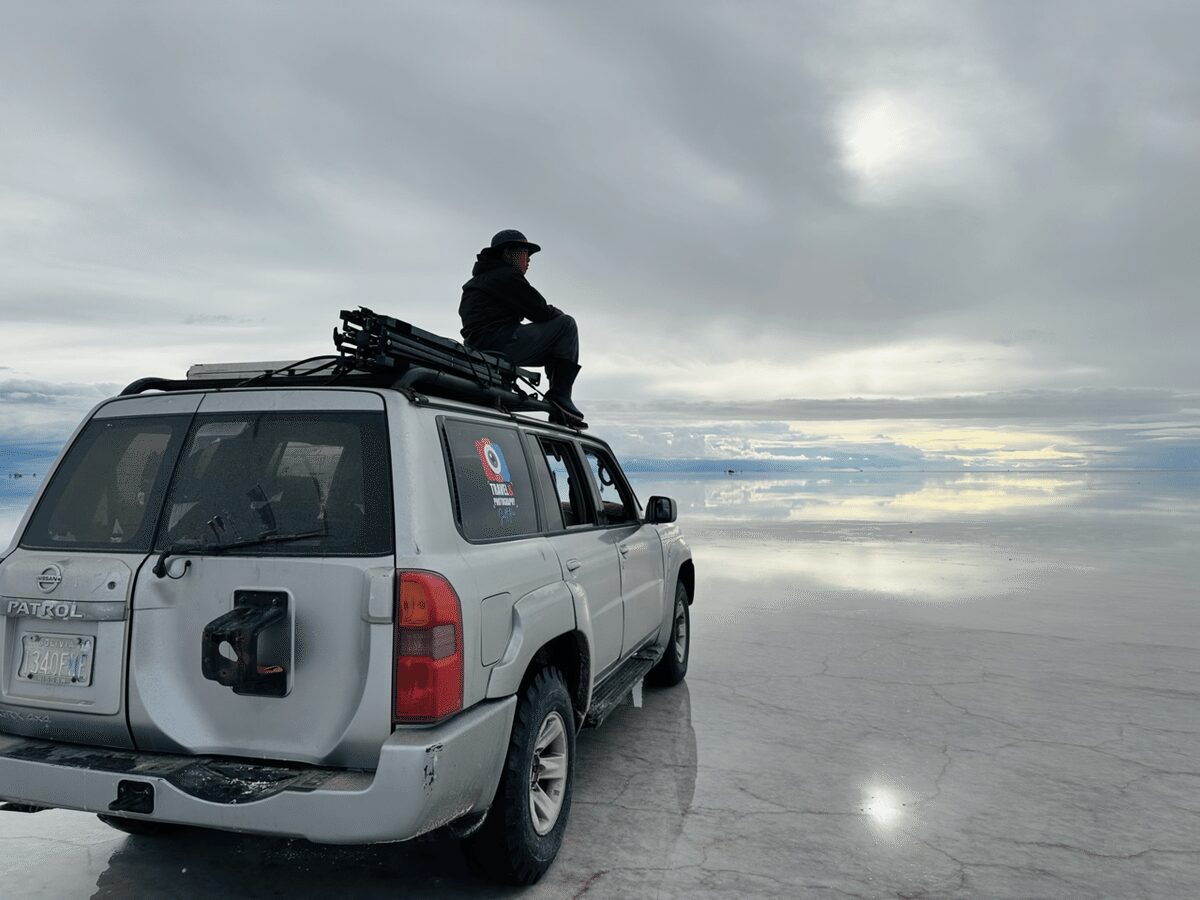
[463,666,575,884]
[648,580,690,687]
[97,814,183,837]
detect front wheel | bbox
[463,666,576,884]
[648,580,690,687]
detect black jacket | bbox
[459,250,560,349]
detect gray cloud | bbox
[0,379,117,442]
[590,388,1199,423]
[184,314,262,326]
[0,378,115,405]
[0,2,1195,432]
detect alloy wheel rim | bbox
[528,711,568,835]
[674,598,688,664]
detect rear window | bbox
[22,416,191,552]
[158,412,392,556]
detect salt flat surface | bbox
[0,471,1197,898]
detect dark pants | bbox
[493,315,579,367]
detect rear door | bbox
[125,390,395,768]
[0,395,200,748]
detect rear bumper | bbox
[0,696,516,844]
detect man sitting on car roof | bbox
[459,229,585,426]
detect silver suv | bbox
[0,365,693,884]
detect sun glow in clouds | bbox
[838,89,974,200]
[841,92,931,179]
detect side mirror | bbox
[646,496,677,524]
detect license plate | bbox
[18,633,95,687]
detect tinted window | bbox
[537,438,593,529]
[159,412,392,556]
[444,421,538,541]
[583,446,638,525]
[23,416,190,552]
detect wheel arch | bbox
[678,558,695,605]
[525,631,590,729]
[484,581,592,726]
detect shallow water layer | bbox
[1,470,1198,898]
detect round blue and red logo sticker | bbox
[475,438,518,522]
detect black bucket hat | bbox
[489,229,541,254]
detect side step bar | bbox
[583,650,660,728]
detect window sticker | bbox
[474,437,518,523]
[475,438,511,483]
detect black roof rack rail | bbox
[121,377,182,396]
[119,372,396,396]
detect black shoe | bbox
[545,362,585,422]
[549,407,588,429]
[546,392,586,422]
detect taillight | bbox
[393,570,463,725]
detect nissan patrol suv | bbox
[0,313,694,884]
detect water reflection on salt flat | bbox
[629,470,1093,522]
[626,470,1200,604]
[692,536,1016,599]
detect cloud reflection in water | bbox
[631,472,1087,523]
[629,472,1093,602]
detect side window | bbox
[444,421,539,541]
[535,438,593,530]
[583,446,638,525]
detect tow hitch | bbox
[109,780,155,814]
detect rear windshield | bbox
[158,412,392,557]
[22,410,393,557]
[22,415,191,552]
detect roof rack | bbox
[334,306,540,391]
[119,307,583,429]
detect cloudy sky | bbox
[1,1,1197,469]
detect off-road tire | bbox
[97,814,183,837]
[463,666,575,885]
[648,580,690,687]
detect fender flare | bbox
[655,534,694,648]
[484,580,593,702]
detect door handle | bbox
[566,558,582,572]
